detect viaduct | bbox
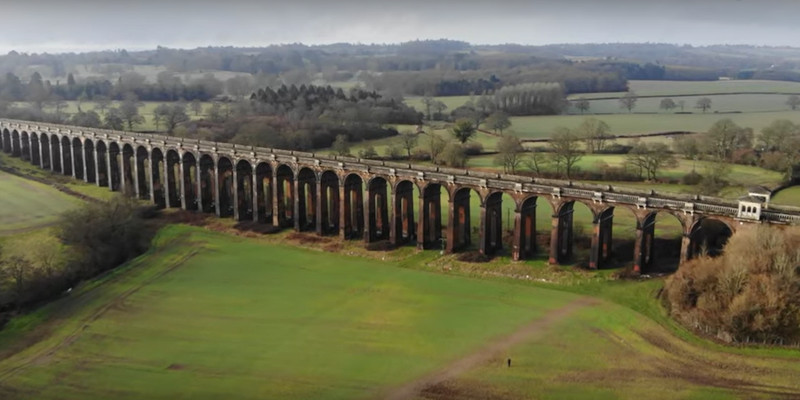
[3,119,800,273]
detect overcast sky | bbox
[1,0,798,54]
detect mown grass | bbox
[0,152,117,202]
[0,170,81,235]
[772,186,800,207]
[1,225,799,399]
[0,225,577,399]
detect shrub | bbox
[358,145,378,159]
[440,143,467,167]
[681,171,703,185]
[463,142,484,155]
[662,226,800,345]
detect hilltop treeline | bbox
[0,70,225,103]
[6,41,800,104]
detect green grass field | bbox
[403,80,800,140]
[573,79,800,99]
[13,100,212,132]
[0,153,118,202]
[0,170,81,235]
[1,225,799,399]
[772,186,800,207]
[508,111,800,139]
[578,94,797,114]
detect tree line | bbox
[0,197,150,315]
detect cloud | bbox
[0,0,797,53]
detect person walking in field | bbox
[507,358,511,367]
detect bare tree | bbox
[660,98,677,112]
[93,95,112,115]
[398,131,418,159]
[577,117,611,153]
[619,91,638,113]
[625,142,678,180]
[696,97,712,113]
[549,127,583,178]
[485,111,511,134]
[428,133,447,164]
[190,99,203,116]
[119,94,144,131]
[787,94,800,111]
[573,97,590,114]
[494,134,524,173]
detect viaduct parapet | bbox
[3,119,799,273]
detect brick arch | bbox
[295,166,317,231]
[38,132,51,170]
[216,156,234,218]
[71,137,84,180]
[273,163,295,227]
[82,138,96,183]
[391,179,416,246]
[342,173,365,239]
[181,151,199,211]
[198,154,217,214]
[318,170,340,235]
[687,217,735,259]
[366,175,390,242]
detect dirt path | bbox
[380,297,599,400]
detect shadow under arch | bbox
[688,217,733,259]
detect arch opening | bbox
[199,154,216,213]
[83,139,96,183]
[318,171,339,235]
[392,180,416,245]
[30,133,41,167]
[182,152,198,210]
[59,136,72,176]
[20,132,30,161]
[366,176,389,242]
[447,187,481,253]
[165,150,181,207]
[274,164,294,227]
[150,147,165,206]
[11,130,21,157]
[95,141,108,187]
[40,133,51,170]
[419,183,447,250]
[342,173,364,239]
[236,159,254,221]
[217,157,234,217]
[121,144,135,195]
[689,218,733,260]
[296,167,316,231]
[1,129,11,153]
[71,137,84,180]
[255,163,273,223]
[50,135,62,173]
[135,146,150,199]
